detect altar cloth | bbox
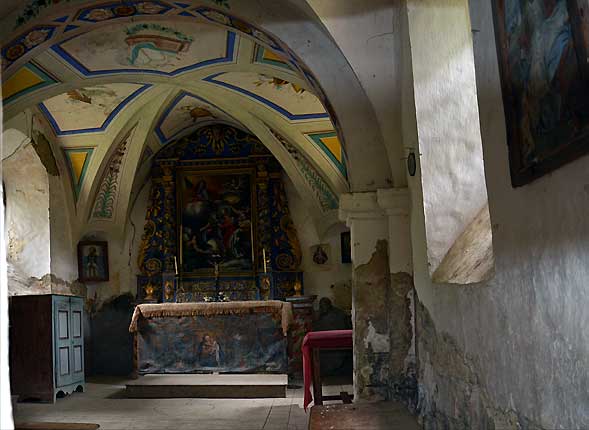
[129,300,293,336]
[130,301,294,374]
[302,330,353,410]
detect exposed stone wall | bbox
[353,240,391,400]
[353,240,416,405]
[415,299,543,430]
[388,272,417,410]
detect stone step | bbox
[125,374,288,399]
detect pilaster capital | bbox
[376,188,410,216]
[338,192,385,227]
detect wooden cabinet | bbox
[9,294,85,402]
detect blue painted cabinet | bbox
[9,294,86,402]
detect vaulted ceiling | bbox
[1,3,352,234]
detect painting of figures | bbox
[136,313,287,374]
[492,0,589,186]
[179,170,254,274]
[78,241,109,282]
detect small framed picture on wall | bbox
[341,231,351,264]
[78,241,109,282]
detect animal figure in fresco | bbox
[181,105,216,123]
[254,75,306,94]
[64,86,120,115]
[507,0,584,164]
[67,89,92,104]
[122,24,193,68]
[198,334,221,367]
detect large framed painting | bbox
[178,169,255,274]
[492,0,589,186]
[78,241,109,282]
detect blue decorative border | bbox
[50,31,236,77]
[39,84,152,135]
[203,72,329,121]
[3,62,59,105]
[154,90,236,144]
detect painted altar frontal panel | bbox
[179,169,255,274]
[136,313,287,374]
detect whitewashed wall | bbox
[407,0,589,428]
[285,176,352,310]
[3,143,50,286]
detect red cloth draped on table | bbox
[302,330,353,410]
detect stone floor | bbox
[12,376,354,430]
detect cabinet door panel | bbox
[54,296,73,387]
[69,298,85,382]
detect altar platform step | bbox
[125,374,288,399]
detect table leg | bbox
[312,348,323,406]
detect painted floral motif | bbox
[271,129,339,212]
[86,8,114,21]
[136,2,167,14]
[113,5,137,17]
[23,29,50,48]
[92,132,131,219]
[199,9,231,25]
[4,44,25,61]
[15,0,74,27]
[210,0,231,8]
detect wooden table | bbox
[302,330,353,409]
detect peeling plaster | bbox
[364,321,390,353]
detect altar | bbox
[129,301,293,374]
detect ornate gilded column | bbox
[159,160,178,302]
[256,162,273,299]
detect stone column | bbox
[377,188,416,407]
[339,188,413,403]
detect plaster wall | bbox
[3,144,50,285]
[405,1,589,428]
[406,0,489,274]
[284,175,352,310]
[49,174,77,282]
[305,0,405,187]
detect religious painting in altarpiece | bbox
[136,125,303,302]
[177,168,256,275]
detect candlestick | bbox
[262,249,267,273]
[174,256,178,275]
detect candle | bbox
[262,249,267,273]
[174,256,178,275]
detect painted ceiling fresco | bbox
[53,21,235,76]
[204,72,328,121]
[1,4,349,218]
[306,131,347,178]
[1,62,58,105]
[253,45,294,71]
[155,91,239,143]
[39,83,149,135]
